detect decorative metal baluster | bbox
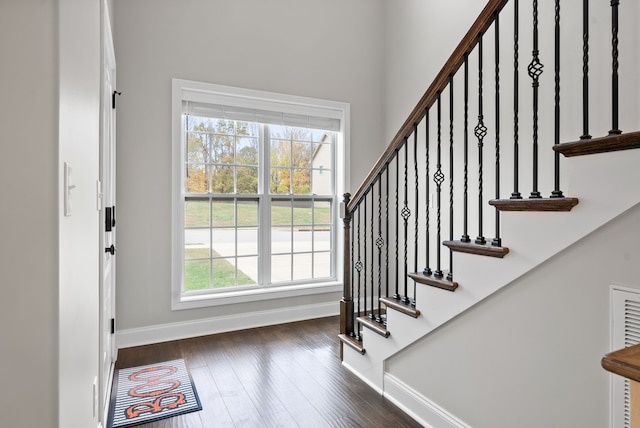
[434,94,445,278]
[355,205,362,340]
[369,188,375,320]
[394,151,400,300]
[609,0,621,135]
[350,204,355,338]
[580,0,591,140]
[385,166,389,301]
[401,142,412,302]
[413,125,419,305]
[447,78,454,281]
[493,14,502,246]
[423,110,433,274]
[511,0,522,199]
[475,36,488,245]
[461,57,471,242]
[376,174,384,323]
[363,193,368,318]
[528,0,544,199]
[551,0,564,198]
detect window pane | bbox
[314,201,331,225]
[271,226,292,254]
[212,257,236,288]
[185,165,208,193]
[212,228,235,258]
[237,137,259,165]
[271,254,291,283]
[210,165,234,193]
[292,200,313,225]
[314,229,331,251]
[212,199,234,227]
[187,133,208,163]
[184,260,210,291]
[185,200,209,227]
[312,168,332,195]
[210,134,235,164]
[184,229,210,259]
[314,252,331,279]
[271,200,291,226]
[236,166,258,194]
[237,256,258,285]
[270,167,291,194]
[237,228,258,256]
[238,121,259,137]
[293,229,312,253]
[293,254,313,281]
[292,168,311,195]
[271,139,291,168]
[237,200,258,226]
[292,141,312,168]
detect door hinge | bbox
[112,90,121,109]
[110,318,115,335]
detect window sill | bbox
[172,281,343,311]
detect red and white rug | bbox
[108,359,202,428]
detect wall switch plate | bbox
[64,162,75,216]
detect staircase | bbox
[338,0,640,425]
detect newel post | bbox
[340,193,353,344]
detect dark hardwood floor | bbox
[114,316,421,427]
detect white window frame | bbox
[171,79,349,310]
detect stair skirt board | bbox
[383,373,471,428]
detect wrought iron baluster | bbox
[363,193,368,318]
[475,36,487,245]
[580,0,591,140]
[448,77,454,281]
[376,174,384,323]
[394,151,400,300]
[434,94,445,278]
[385,166,389,300]
[551,0,564,198]
[413,124,419,305]
[369,188,375,320]
[528,0,543,199]
[401,142,412,302]
[511,0,522,199]
[355,205,362,340]
[423,110,433,274]
[350,204,355,338]
[462,57,471,242]
[493,13,502,246]
[610,0,621,135]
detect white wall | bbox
[387,203,640,427]
[113,0,384,335]
[0,1,59,425]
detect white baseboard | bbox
[384,373,471,428]
[116,301,338,348]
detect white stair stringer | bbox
[342,148,640,393]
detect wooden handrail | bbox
[347,0,509,212]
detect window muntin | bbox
[182,116,336,294]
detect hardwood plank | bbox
[114,316,421,427]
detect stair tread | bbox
[554,130,640,157]
[356,316,390,338]
[338,334,366,355]
[408,272,458,291]
[489,197,579,212]
[443,240,509,258]
[379,296,420,318]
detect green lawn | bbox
[185,199,331,227]
[184,250,255,291]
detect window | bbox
[172,79,349,309]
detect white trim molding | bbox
[116,301,339,349]
[383,373,472,428]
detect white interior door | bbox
[100,1,117,423]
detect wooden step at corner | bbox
[408,272,458,291]
[443,240,509,258]
[356,316,390,338]
[379,296,420,318]
[338,334,366,355]
[553,130,640,157]
[489,197,578,212]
